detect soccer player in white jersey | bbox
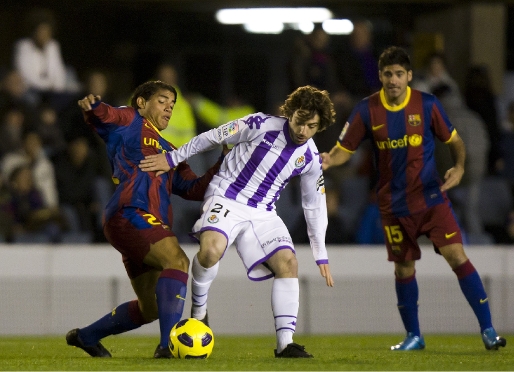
[140,85,336,357]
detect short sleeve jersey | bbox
[337,87,456,217]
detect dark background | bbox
[1,0,513,112]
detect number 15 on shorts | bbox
[384,225,404,244]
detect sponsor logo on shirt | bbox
[143,137,165,152]
[376,134,422,150]
[294,155,306,168]
[262,138,280,150]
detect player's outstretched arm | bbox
[78,94,101,111]
[321,145,352,171]
[319,263,334,287]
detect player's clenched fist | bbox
[78,94,101,111]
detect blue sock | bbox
[395,273,421,337]
[156,269,188,348]
[454,260,492,332]
[80,300,149,346]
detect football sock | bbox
[453,260,492,332]
[395,273,421,337]
[79,300,149,346]
[156,268,188,348]
[272,278,299,353]
[191,254,219,319]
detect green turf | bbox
[0,334,512,371]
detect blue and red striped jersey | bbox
[337,87,456,217]
[83,102,220,227]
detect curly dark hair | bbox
[279,85,336,132]
[130,80,177,109]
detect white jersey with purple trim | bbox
[167,112,329,263]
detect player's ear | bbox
[136,96,146,109]
[407,70,413,82]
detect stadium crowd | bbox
[0,9,513,245]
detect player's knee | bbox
[197,247,222,268]
[138,299,159,322]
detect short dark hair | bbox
[279,85,336,132]
[378,46,412,72]
[129,80,177,109]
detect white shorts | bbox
[192,195,295,281]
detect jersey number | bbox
[143,213,161,225]
[210,203,230,217]
[384,225,403,243]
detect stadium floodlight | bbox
[244,21,284,34]
[216,8,333,25]
[322,19,354,35]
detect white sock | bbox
[272,278,299,353]
[191,254,219,319]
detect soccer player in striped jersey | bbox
[140,85,336,357]
[66,81,226,358]
[322,46,506,351]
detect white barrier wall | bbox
[0,244,513,335]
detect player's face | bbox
[138,89,176,130]
[379,64,412,105]
[288,111,320,144]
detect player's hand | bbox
[440,164,464,192]
[319,263,334,287]
[78,94,101,111]
[139,153,171,176]
[320,152,331,171]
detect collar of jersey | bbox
[380,86,411,112]
[144,118,164,138]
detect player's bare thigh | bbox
[198,230,228,268]
[266,248,298,278]
[130,269,160,321]
[143,236,189,272]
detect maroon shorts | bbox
[104,207,175,279]
[380,202,462,262]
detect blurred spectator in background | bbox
[13,9,76,111]
[2,131,59,210]
[7,164,64,243]
[412,52,461,100]
[355,190,384,245]
[154,61,197,147]
[288,26,339,93]
[53,137,100,241]
[432,84,490,240]
[0,104,29,158]
[36,103,66,157]
[334,19,382,100]
[0,175,14,242]
[464,65,501,175]
[0,69,36,126]
[497,101,514,194]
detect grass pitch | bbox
[0,334,512,371]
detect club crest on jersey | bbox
[339,122,349,141]
[216,121,240,141]
[408,114,421,126]
[207,215,219,224]
[316,174,325,194]
[294,155,306,168]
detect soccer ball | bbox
[169,318,214,359]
